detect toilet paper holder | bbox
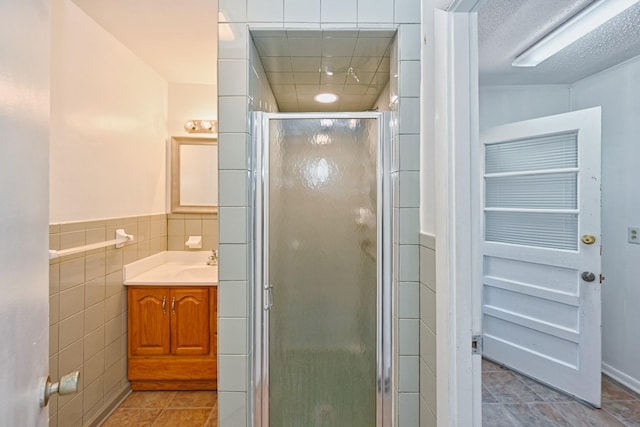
[185,235,202,249]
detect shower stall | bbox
[252,112,393,427]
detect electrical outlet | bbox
[629,227,640,244]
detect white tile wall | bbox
[218,133,249,170]
[284,0,321,22]
[218,318,248,354]
[219,0,247,22]
[218,3,423,426]
[399,133,420,171]
[420,233,437,425]
[399,281,419,318]
[219,60,249,96]
[398,393,420,426]
[394,0,421,23]
[219,170,248,206]
[248,0,284,22]
[321,0,357,22]
[219,97,250,133]
[218,244,248,281]
[219,207,248,243]
[218,281,249,317]
[399,23,421,60]
[219,392,248,426]
[357,0,395,23]
[399,355,420,392]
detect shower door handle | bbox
[264,284,274,310]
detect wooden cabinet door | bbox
[170,288,210,356]
[129,287,170,356]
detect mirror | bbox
[171,137,218,214]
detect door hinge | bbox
[472,335,482,355]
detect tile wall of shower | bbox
[217,0,422,425]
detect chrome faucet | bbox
[207,249,218,266]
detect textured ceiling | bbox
[478,0,640,85]
[252,29,394,112]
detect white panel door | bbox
[0,0,51,424]
[480,108,602,407]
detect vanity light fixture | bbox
[314,93,339,104]
[512,0,639,67]
[184,119,217,133]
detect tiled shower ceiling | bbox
[252,29,395,112]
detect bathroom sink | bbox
[123,251,218,286]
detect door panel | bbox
[480,107,602,406]
[171,288,210,355]
[129,288,171,356]
[0,1,51,424]
[263,115,382,426]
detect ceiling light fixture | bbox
[314,93,339,104]
[184,119,217,133]
[512,0,639,67]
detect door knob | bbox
[581,235,596,245]
[581,271,596,282]
[40,371,80,407]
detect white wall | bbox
[479,85,570,129]
[571,56,640,392]
[168,83,217,137]
[50,0,168,223]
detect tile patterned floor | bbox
[483,359,640,426]
[100,391,217,427]
[100,366,640,427]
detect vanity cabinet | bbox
[127,286,217,390]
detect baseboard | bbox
[85,384,131,427]
[602,362,640,394]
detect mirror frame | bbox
[171,136,218,214]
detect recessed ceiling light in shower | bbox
[314,93,339,104]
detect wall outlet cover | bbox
[629,227,640,245]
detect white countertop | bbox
[123,251,217,286]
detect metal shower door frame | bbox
[251,111,393,427]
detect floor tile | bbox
[483,385,499,404]
[503,403,572,427]
[551,402,626,427]
[482,358,508,373]
[483,371,544,404]
[603,400,640,426]
[153,408,213,426]
[518,375,573,403]
[119,391,176,409]
[603,376,640,403]
[101,408,162,427]
[168,391,218,408]
[483,403,524,426]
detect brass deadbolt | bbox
[581,235,596,245]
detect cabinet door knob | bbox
[171,296,176,315]
[162,296,166,315]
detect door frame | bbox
[251,112,393,427]
[433,1,484,425]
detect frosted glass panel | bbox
[485,132,577,174]
[485,211,578,250]
[268,117,378,426]
[485,173,577,209]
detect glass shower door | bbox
[263,115,382,427]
